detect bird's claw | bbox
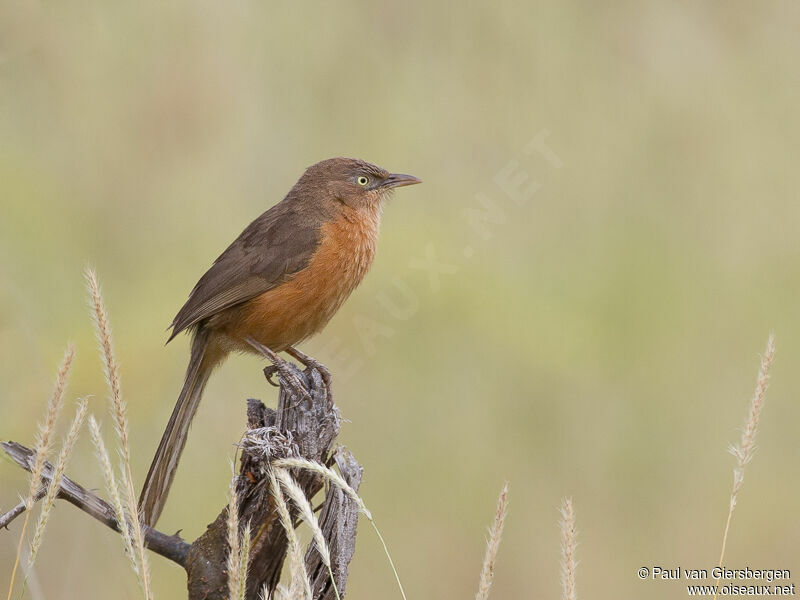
[262,359,311,404]
[263,365,280,387]
[286,347,333,402]
[249,338,311,403]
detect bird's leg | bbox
[286,346,333,401]
[246,338,310,403]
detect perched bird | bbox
[138,157,421,527]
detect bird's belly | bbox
[232,277,350,351]
[221,211,379,353]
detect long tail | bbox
[139,327,216,528]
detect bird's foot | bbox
[286,346,333,402]
[247,338,311,404]
[261,361,310,405]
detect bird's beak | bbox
[382,173,422,189]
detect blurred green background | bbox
[2,1,799,598]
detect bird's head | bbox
[296,157,421,213]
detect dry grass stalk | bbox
[86,268,152,600]
[6,344,75,600]
[475,482,509,600]
[268,471,313,600]
[29,399,89,566]
[274,468,331,568]
[272,457,371,519]
[274,467,341,600]
[272,457,407,600]
[714,334,775,599]
[88,415,137,567]
[227,474,243,600]
[560,497,578,600]
[236,524,251,600]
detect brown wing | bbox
[167,202,321,342]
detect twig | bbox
[0,489,46,531]
[1,441,190,566]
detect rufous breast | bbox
[225,204,382,352]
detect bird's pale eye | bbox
[357,176,369,186]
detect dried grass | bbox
[475,483,509,600]
[88,415,137,564]
[559,497,577,600]
[237,524,252,600]
[86,268,153,599]
[268,470,313,600]
[29,399,89,566]
[270,457,407,600]
[274,467,339,599]
[272,458,371,519]
[6,344,75,600]
[226,473,243,600]
[714,334,775,599]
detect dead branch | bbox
[2,362,363,600]
[0,440,190,565]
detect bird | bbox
[138,157,421,527]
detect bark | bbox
[1,362,362,600]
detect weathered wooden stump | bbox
[2,363,363,600]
